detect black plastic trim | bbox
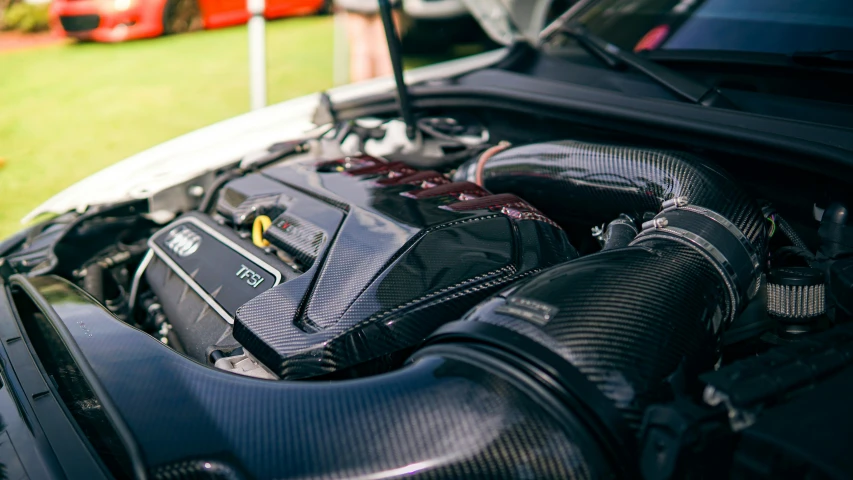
[0,287,65,479]
[9,274,148,480]
[0,227,29,258]
[332,74,853,175]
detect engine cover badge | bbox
[149,216,282,323]
[164,225,202,257]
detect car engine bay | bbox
[3,106,853,479]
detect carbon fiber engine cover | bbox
[229,155,577,379]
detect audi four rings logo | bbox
[165,226,202,257]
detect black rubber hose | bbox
[197,141,308,214]
[197,170,243,214]
[601,214,638,251]
[82,263,106,303]
[776,213,810,252]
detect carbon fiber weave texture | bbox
[455,140,766,257]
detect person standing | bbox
[334,0,402,82]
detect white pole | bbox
[247,0,267,110]
[333,8,349,86]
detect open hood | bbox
[460,0,586,45]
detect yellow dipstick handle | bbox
[252,215,272,248]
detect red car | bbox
[49,0,326,42]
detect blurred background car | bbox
[48,0,326,42]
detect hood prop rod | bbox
[378,0,417,140]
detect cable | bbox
[128,250,153,316]
[198,170,243,214]
[776,214,810,251]
[475,141,512,186]
[199,140,309,214]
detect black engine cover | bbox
[152,155,577,378]
[145,212,300,361]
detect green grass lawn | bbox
[0,16,460,238]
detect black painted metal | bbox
[378,0,416,140]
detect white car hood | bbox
[22,49,506,225]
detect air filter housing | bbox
[766,267,826,320]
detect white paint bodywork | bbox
[22,49,507,225]
[402,0,468,19]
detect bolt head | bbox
[188,185,205,198]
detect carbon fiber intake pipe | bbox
[454,140,764,244]
[440,139,770,443]
[445,243,725,429]
[18,275,621,479]
[455,140,768,322]
[153,350,621,478]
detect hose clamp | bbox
[681,205,760,271]
[635,227,740,324]
[658,197,760,273]
[632,198,762,322]
[608,217,639,232]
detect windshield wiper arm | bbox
[550,22,738,109]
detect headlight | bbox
[114,0,132,11]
